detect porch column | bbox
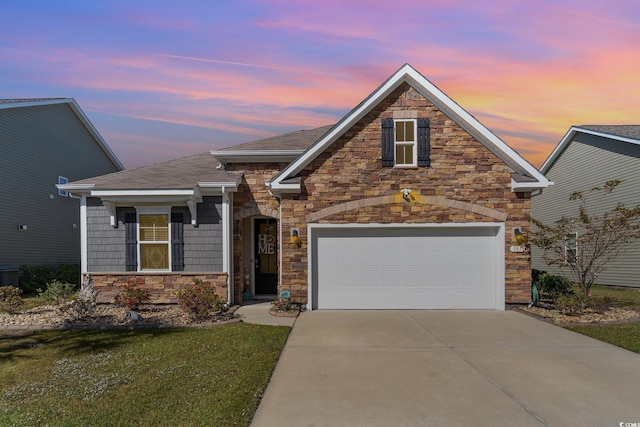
[80,195,88,274]
[222,188,233,304]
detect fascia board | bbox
[91,189,196,197]
[268,182,301,194]
[541,126,640,174]
[211,150,304,164]
[198,181,240,191]
[511,178,554,192]
[56,183,95,192]
[270,64,550,189]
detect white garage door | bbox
[311,225,503,310]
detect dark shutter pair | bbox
[381,118,430,167]
[124,212,184,271]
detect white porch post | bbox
[222,188,233,304]
[80,195,88,274]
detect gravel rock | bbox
[1,304,239,329]
[519,306,640,326]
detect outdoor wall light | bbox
[290,228,302,248]
[401,188,414,202]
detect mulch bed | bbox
[516,305,640,327]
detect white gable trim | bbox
[541,126,640,174]
[268,64,550,193]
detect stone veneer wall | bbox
[228,82,532,305]
[280,83,532,304]
[86,272,228,304]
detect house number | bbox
[258,234,275,254]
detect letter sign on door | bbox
[258,234,275,254]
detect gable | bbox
[269,64,550,193]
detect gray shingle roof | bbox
[71,152,242,190]
[221,125,334,151]
[578,125,640,141]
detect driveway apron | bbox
[251,310,640,427]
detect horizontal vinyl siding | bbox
[183,196,223,271]
[86,199,128,271]
[85,197,223,272]
[532,134,640,287]
[0,104,121,269]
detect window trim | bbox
[136,208,172,272]
[394,119,417,168]
[565,232,578,265]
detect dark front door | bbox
[254,218,278,294]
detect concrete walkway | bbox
[252,310,640,427]
[235,301,297,327]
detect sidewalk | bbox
[234,300,298,327]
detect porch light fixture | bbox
[290,228,302,248]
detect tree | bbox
[530,180,640,295]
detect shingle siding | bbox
[0,103,121,270]
[532,133,640,287]
[85,196,223,272]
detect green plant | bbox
[271,298,294,312]
[176,280,225,321]
[531,179,640,296]
[18,264,80,294]
[38,280,77,305]
[537,273,574,301]
[115,284,150,311]
[0,286,24,314]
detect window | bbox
[565,232,578,265]
[58,176,68,196]
[395,120,416,167]
[381,118,430,167]
[139,214,170,270]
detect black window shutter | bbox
[381,118,395,167]
[417,118,431,167]
[171,213,184,271]
[124,212,137,271]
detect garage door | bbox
[310,225,503,310]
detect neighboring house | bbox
[532,125,640,288]
[0,99,123,284]
[60,64,551,310]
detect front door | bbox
[254,218,278,295]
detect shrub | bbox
[38,280,77,305]
[115,284,150,311]
[0,286,24,314]
[271,298,294,312]
[59,278,99,321]
[537,273,573,301]
[18,264,80,294]
[176,280,225,321]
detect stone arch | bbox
[234,205,278,221]
[305,191,508,223]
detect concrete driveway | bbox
[252,310,640,427]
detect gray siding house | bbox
[0,99,123,282]
[532,125,640,288]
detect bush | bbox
[176,280,225,321]
[555,294,615,316]
[38,280,77,305]
[537,273,574,301]
[115,284,150,311]
[0,286,24,314]
[18,264,80,294]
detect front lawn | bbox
[0,323,290,426]
[565,285,640,354]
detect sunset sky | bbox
[1,0,638,169]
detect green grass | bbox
[567,323,640,353]
[0,323,290,426]
[564,285,640,354]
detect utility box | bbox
[0,270,19,287]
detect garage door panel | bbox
[313,226,501,310]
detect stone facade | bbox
[234,83,532,304]
[86,272,228,304]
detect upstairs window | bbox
[395,120,416,167]
[382,118,430,167]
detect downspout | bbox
[268,186,283,299]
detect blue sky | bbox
[2,0,639,168]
